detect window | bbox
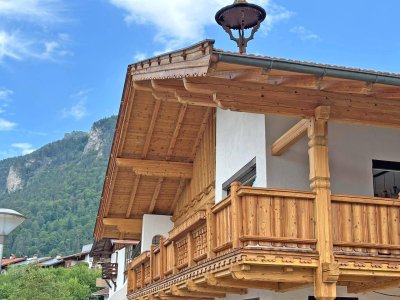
[152,235,162,246]
[373,160,400,198]
[222,157,256,195]
[124,243,141,282]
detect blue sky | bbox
[0,0,399,159]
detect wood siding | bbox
[173,110,216,225]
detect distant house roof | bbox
[81,243,93,253]
[13,257,51,266]
[1,257,26,268]
[39,258,64,267]
[91,288,109,297]
[62,251,89,261]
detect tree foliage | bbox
[0,264,101,300]
[0,116,117,257]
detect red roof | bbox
[1,257,26,267]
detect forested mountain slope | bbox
[0,116,116,257]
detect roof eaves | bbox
[212,50,400,87]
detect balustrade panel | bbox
[332,195,400,254]
[239,188,316,249]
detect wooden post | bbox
[308,106,337,300]
[206,202,216,259]
[150,245,155,284]
[159,237,165,279]
[230,182,242,248]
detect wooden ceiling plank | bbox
[271,119,311,156]
[170,286,225,298]
[116,158,193,179]
[117,83,136,156]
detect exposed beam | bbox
[206,274,279,291]
[191,107,212,158]
[231,267,314,283]
[102,218,142,233]
[126,175,141,218]
[166,104,187,160]
[116,158,193,179]
[170,286,225,298]
[149,178,164,213]
[271,118,310,156]
[186,280,246,295]
[347,278,400,294]
[175,90,215,107]
[142,99,162,159]
[277,282,312,292]
[170,178,186,214]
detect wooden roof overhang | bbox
[94,39,400,241]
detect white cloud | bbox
[0,87,13,100]
[0,0,63,23]
[110,0,292,50]
[0,117,16,130]
[11,143,36,155]
[291,26,320,41]
[0,30,71,63]
[133,52,147,61]
[61,89,90,120]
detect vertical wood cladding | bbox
[173,110,216,225]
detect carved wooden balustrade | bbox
[127,184,400,298]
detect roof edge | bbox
[213,51,400,87]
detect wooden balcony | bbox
[127,184,400,299]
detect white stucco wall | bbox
[109,247,127,300]
[265,115,400,195]
[141,214,174,252]
[216,109,267,202]
[222,286,398,300]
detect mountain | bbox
[0,116,117,257]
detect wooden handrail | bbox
[237,186,315,199]
[332,194,400,206]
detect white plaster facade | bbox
[222,286,399,300]
[109,247,128,300]
[215,110,400,300]
[216,109,267,202]
[141,214,174,252]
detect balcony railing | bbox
[102,262,118,280]
[127,184,400,298]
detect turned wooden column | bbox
[308,106,338,300]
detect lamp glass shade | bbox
[0,209,26,236]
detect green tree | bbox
[0,264,101,300]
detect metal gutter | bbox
[213,51,400,87]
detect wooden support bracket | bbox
[271,118,310,156]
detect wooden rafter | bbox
[148,178,164,213]
[169,179,186,214]
[271,118,311,156]
[191,108,212,158]
[142,99,162,159]
[126,175,141,218]
[117,158,193,179]
[166,104,187,160]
